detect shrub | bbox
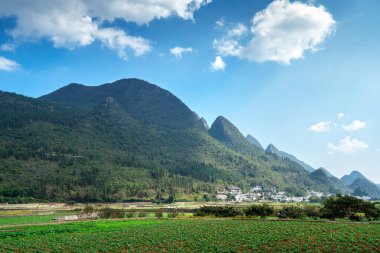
[244,204,274,217]
[168,210,179,218]
[126,211,135,218]
[349,212,366,221]
[155,210,163,218]
[138,212,147,218]
[303,205,320,218]
[278,206,305,219]
[321,195,380,220]
[194,206,242,217]
[99,208,125,219]
[83,205,95,214]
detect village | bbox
[214,185,327,203]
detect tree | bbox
[278,206,305,219]
[353,187,369,197]
[321,195,380,220]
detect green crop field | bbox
[1,219,379,252]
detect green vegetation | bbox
[321,195,380,220]
[0,215,58,226]
[0,79,349,202]
[0,219,379,252]
[194,196,380,221]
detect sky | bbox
[0,0,379,183]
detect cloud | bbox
[227,23,248,37]
[337,113,345,120]
[0,56,20,71]
[210,56,226,71]
[214,0,335,64]
[343,120,367,132]
[328,136,369,154]
[0,0,211,58]
[170,47,193,58]
[0,43,16,52]
[215,18,225,28]
[309,121,331,132]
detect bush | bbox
[168,210,179,218]
[99,208,125,219]
[349,212,366,221]
[83,205,95,214]
[138,211,147,218]
[126,211,135,218]
[194,206,242,217]
[244,204,274,217]
[321,195,380,220]
[303,205,320,219]
[155,210,163,218]
[278,206,305,219]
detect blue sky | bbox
[0,0,379,183]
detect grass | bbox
[0,218,379,252]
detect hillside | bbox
[341,171,367,185]
[265,144,315,173]
[246,134,264,150]
[348,178,380,198]
[0,79,349,202]
[310,168,349,194]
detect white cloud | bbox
[214,0,335,64]
[328,136,369,154]
[0,43,16,52]
[337,113,345,120]
[0,56,20,71]
[215,18,225,28]
[0,0,211,58]
[170,47,193,58]
[227,23,248,38]
[309,121,331,132]
[210,56,226,71]
[343,120,367,132]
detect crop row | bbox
[0,219,379,252]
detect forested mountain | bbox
[310,169,349,194]
[265,144,315,173]
[341,171,367,185]
[0,79,349,202]
[246,134,264,150]
[341,171,380,198]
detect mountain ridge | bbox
[0,78,352,202]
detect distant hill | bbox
[265,144,315,173]
[341,171,367,186]
[208,116,262,155]
[349,178,380,198]
[246,134,264,150]
[318,167,335,178]
[310,168,350,194]
[0,78,349,202]
[340,171,380,198]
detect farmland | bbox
[1,219,379,252]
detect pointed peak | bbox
[200,117,209,130]
[246,134,264,150]
[266,144,279,153]
[350,170,364,177]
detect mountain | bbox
[246,134,264,150]
[341,171,367,186]
[318,167,335,178]
[265,144,315,173]
[340,171,380,198]
[349,178,380,198]
[0,78,348,202]
[310,168,350,194]
[208,116,262,155]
